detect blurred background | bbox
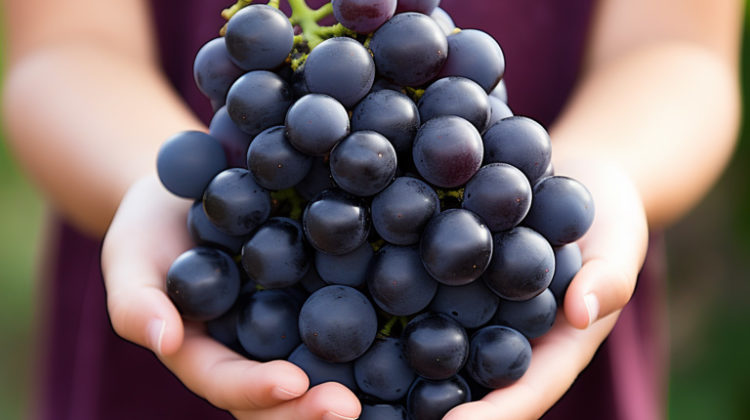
[1,6,750,420]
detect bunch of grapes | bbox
[156,0,594,418]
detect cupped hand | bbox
[445,159,649,420]
[101,175,361,420]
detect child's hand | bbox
[445,160,649,420]
[101,175,361,420]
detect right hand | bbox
[101,175,362,420]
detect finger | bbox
[243,382,362,420]
[161,326,311,411]
[444,313,618,420]
[101,175,192,354]
[563,258,633,329]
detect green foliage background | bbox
[0,7,749,420]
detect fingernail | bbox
[271,386,304,401]
[147,318,165,355]
[322,412,358,420]
[584,293,600,327]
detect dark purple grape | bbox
[493,288,557,339]
[332,0,397,34]
[360,404,408,420]
[420,209,493,286]
[437,29,505,92]
[371,177,439,245]
[166,247,241,321]
[523,175,595,246]
[549,243,582,305]
[370,13,448,86]
[224,4,294,71]
[484,226,555,301]
[430,7,455,35]
[396,0,440,14]
[487,96,513,129]
[246,126,312,190]
[206,283,254,354]
[466,325,531,389]
[303,37,375,108]
[226,70,293,136]
[354,337,416,401]
[330,131,398,196]
[302,189,370,255]
[367,245,438,316]
[157,131,227,199]
[419,76,491,133]
[236,289,301,361]
[240,217,309,289]
[187,200,245,254]
[402,312,469,380]
[482,116,552,184]
[462,163,532,232]
[412,116,483,188]
[202,168,271,236]
[295,157,336,201]
[193,38,244,103]
[299,265,327,294]
[209,106,252,168]
[315,241,373,287]
[429,280,500,329]
[299,285,378,363]
[287,343,357,391]
[285,93,350,156]
[351,89,420,158]
[406,376,471,420]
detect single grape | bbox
[412,116,484,188]
[429,279,500,329]
[487,96,513,129]
[208,106,252,168]
[369,13,448,86]
[523,175,595,246]
[406,376,471,420]
[396,0,440,14]
[437,29,505,93]
[354,337,416,401]
[465,325,531,389]
[315,241,373,287]
[299,265,327,294]
[371,177,439,245]
[549,243,582,305]
[224,4,294,71]
[351,89,421,158]
[285,93,350,156]
[332,0,397,34]
[236,289,301,361]
[298,285,378,363]
[246,126,312,190]
[360,404,409,420]
[430,7,455,35]
[295,157,336,201]
[420,209,493,286]
[303,37,375,108]
[402,312,469,380]
[482,116,552,185]
[187,200,245,254]
[329,130,398,196]
[193,37,244,103]
[367,245,438,316]
[287,343,357,391]
[202,168,271,236]
[490,79,508,103]
[418,76,491,132]
[493,288,557,339]
[226,70,293,136]
[166,247,241,321]
[462,163,532,232]
[302,189,370,255]
[240,217,310,289]
[484,226,555,301]
[157,131,227,199]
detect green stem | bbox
[311,2,334,21]
[221,0,254,21]
[268,0,281,9]
[379,316,400,337]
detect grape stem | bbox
[378,316,400,338]
[288,0,339,49]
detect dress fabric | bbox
[37,1,667,419]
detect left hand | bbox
[445,159,649,419]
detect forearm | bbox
[2,41,204,237]
[550,40,741,227]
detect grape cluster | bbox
[158,1,594,419]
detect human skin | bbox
[1,0,742,419]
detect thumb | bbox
[563,258,634,329]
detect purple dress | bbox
[38,1,667,419]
